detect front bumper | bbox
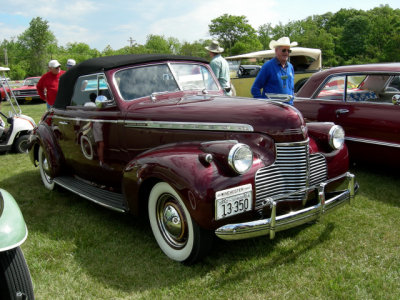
[215,172,357,241]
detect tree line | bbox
[1,4,399,79]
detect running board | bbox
[53,176,127,212]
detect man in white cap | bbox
[36,59,66,109]
[205,40,231,95]
[66,59,76,70]
[251,37,298,104]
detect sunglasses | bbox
[281,49,292,54]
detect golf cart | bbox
[0,67,36,153]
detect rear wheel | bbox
[148,182,213,264]
[0,247,35,300]
[13,135,29,153]
[39,145,55,190]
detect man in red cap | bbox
[36,59,66,109]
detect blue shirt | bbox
[251,57,295,101]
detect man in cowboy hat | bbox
[251,37,298,104]
[205,40,232,95]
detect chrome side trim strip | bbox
[53,116,120,124]
[52,116,254,132]
[346,136,400,149]
[124,120,254,132]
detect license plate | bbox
[25,97,32,100]
[215,184,252,220]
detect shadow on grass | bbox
[0,170,342,294]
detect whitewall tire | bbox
[39,145,55,190]
[148,182,212,264]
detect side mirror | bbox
[392,94,400,105]
[95,95,113,108]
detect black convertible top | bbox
[54,54,209,108]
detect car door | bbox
[295,73,400,163]
[52,73,126,188]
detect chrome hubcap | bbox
[163,204,183,239]
[157,194,187,249]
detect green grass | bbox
[1,103,400,299]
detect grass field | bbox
[1,102,400,299]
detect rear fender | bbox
[0,189,27,251]
[29,123,64,178]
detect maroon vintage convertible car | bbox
[294,63,400,167]
[28,54,356,263]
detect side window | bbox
[316,75,384,103]
[71,74,113,106]
[316,76,346,100]
[352,75,390,103]
[386,75,400,91]
[345,75,378,102]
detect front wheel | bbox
[13,135,29,153]
[39,145,55,190]
[148,182,213,264]
[0,247,35,300]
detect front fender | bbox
[0,189,27,252]
[29,122,64,177]
[123,142,259,230]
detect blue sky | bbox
[0,0,399,51]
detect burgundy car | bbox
[294,63,400,167]
[28,54,356,263]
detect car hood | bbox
[126,95,307,142]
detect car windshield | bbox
[24,78,39,86]
[114,63,219,101]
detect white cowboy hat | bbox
[205,40,224,53]
[269,37,298,50]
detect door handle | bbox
[59,121,69,125]
[335,109,349,117]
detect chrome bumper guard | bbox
[215,172,356,241]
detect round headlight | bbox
[228,144,253,174]
[329,125,345,150]
[14,90,20,95]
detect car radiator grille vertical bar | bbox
[255,141,327,210]
[309,154,327,186]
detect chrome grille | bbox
[254,142,327,210]
[309,154,327,186]
[15,89,37,96]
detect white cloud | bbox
[147,0,278,43]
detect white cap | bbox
[66,59,76,67]
[48,60,61,68]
